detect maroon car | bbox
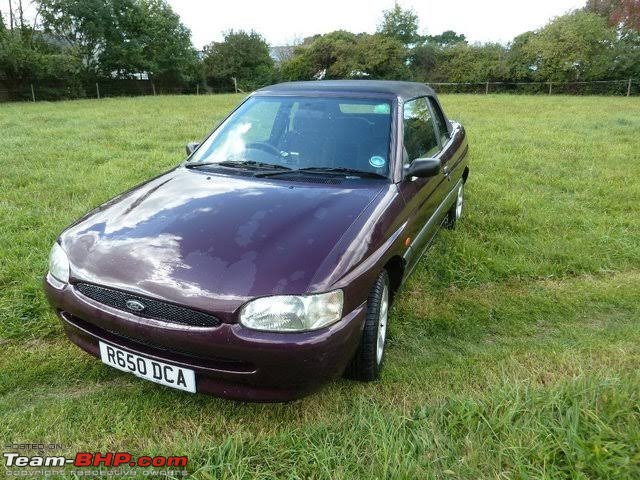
[44,81,469,401]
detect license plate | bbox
[99,341,196,393]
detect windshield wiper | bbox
[187,161,385,179]
[184,161,217,169]
[256,166,387,179]
[295,167,387,179]
[218,160,291,170]
[185,160,291,171]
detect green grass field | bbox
[1,93,639,479]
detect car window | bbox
[338,102,391,115]
[403,97,440,162]
[242,100,282,143]
[192,98,283,164]
[190,96,392,176]
[428,97,449,145]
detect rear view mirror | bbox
[405,158,441,178]
[186,142,200,156]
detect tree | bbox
[523,11,617,81]
[202,30,274,91]
[435,42,508,82]
[410,30,466,81]
[586,0,640,83]
[279,51,315,81]
[280,31,409,81]
[271,44,296,63]
[613,27,640,78]
[377,4,421,46]
[352,33,409,79]
[585,0,640,31]
[130,0,197,84]
[506,31,539,81]
[0,24,83,99]
[409,43,442,81]
[304,30,358,78]
[279,30,357,80]
[97,0,148,77]
[36,0,121,73]
[37,0,197,82]
[426,30,467,47]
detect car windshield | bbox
[188,96,393,177]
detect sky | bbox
[1,0,586,48]
[166,0,586,48]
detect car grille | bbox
[74,282,221,328]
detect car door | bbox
[398,96,452,272]
[428,96,464,186]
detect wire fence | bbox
[1,78,638,103]
[0,78,198,102]
[427,79,638,96]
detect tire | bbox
[444,182,464,229]
[344,270,390,381]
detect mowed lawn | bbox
[1,93,639,479]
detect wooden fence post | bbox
[96,82,100,99]
[548,81,552,95]
[30,83,35,102]
[196,84,199,95]
[628,78,632,97]
[151,81,156,96]
[232,77,238,93]
[485,82,489,94]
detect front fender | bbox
[309,184,408,313]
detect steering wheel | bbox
[246,142,281,156]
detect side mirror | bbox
[404,157,441,178]
[186,142,200,156]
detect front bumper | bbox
[44,278,366,402]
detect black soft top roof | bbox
[255,80,435,101]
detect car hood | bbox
[61,168,385,315]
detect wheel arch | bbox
[383,255,405,303]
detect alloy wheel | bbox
[376,283,389,364]
[455,184,464,219]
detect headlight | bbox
[239,290,344,332]
[48,242,70,284]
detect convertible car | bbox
[44,80,469,401]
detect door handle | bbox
[443,165,451,179]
